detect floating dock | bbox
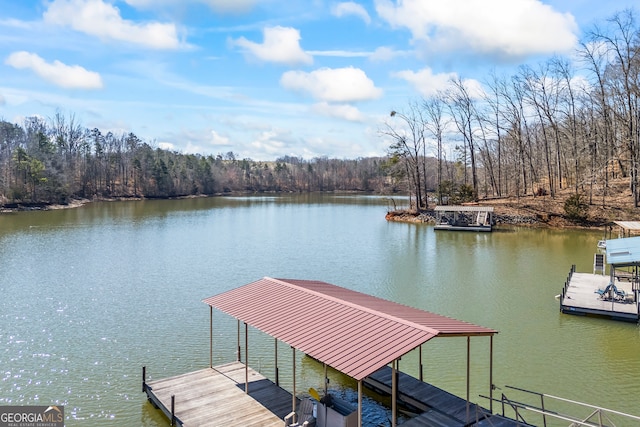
[560,237,640,322]
[559,267,639,322]
[434,205,494,232]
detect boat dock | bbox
[559,266,639,322]
[143,361,291,427]
[144,277,524,427]
[364,366,522,426]
[434,205,494,232]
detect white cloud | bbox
[5,51,103,89]
[160,128,233,154]
[393,67,486,99]
[250,130,287,156]
[210,130,230,146]
[332,2,371,24]
[280,67,382,102]
[232,26,313,65]
[569,75,591,93]
[375,0,578,58]
[392,67,455,97]
[307,50,370,58]
[312,102,364,122]
[125,0,257,13]
[44,0,183,50]
[0,93,5,106]
[370,46,409,62]
[0,18,33,30]
[460,78,486,99]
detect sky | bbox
[0,0,636,161]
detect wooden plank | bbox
[364,366,486,424]
[401,410,465,426]
[144,362,290,427]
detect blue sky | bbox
[0,0,635,161]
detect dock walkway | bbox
[143,361,292,427]
[560,271,639,322]
[145,362,527,427]
[364,366,523,426]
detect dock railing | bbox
[480,384,640,427]
[560,265,576,306]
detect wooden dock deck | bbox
[559,271,639,322]
[364,366,523,426]
[143,361,293,427]
[144,361,527,427]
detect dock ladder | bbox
[593,253,605,275]
[477,210,488,225]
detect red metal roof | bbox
[202,277,497,381]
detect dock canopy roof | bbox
[434,205,494,212]
[203,277,497,381]
[606,236,640,266]
[612,221,640,233]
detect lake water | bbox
[1,195,639,426]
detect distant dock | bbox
[559,266,639,322]
[434,205,494,232]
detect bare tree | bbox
[446,77,479,200]
[383,101,429,209]
[578,36,615,204]
[590,9,640,206]
[423,93,448,203]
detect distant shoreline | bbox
[1,197,124,213]
[0,194,630,231]
[0,192,258,213]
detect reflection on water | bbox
[1,195,639,426]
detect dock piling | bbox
[171,395,175,426]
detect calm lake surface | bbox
[1,194,639,426]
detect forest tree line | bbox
[382,9,640,210]
[0,113,396,206]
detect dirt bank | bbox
[386,179,640,229]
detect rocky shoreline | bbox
[0,198,93,212]
[386,209,572,228]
